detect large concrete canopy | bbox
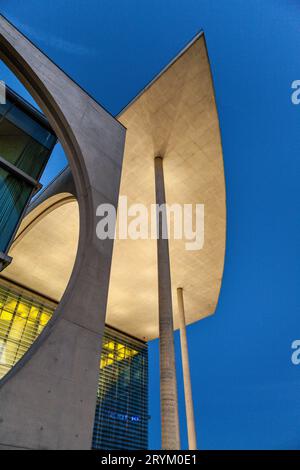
[3,34,226,341]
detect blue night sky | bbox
[1,0,300,449]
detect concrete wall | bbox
[0,15,126,449]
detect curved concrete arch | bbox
[28,166,77,211]
[12,193,76,249]
[5,195,79,303]
[0,15,125,450]
[12,166,77,249]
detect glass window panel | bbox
[3,99,56,149]
[0,167,32,252]
[0,117,53,179]
[0,309,13,322]
[0,118,30,165]
[0,283,56,378]
[93,328,148,450]
[29,306,40,322]
[9,316,26,341]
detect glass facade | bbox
[0,279,148,450]
[0,167,33,252]
[0,280,54,379]
[0,89,56,253]
[93,327,148,450]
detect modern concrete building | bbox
[0,15,226,450]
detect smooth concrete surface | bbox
[2,35,226,342]
[29,166,76,211]
[155,157,180,450]
[0,15,125,450]
[113,34,226,339]
[177,287,197,450]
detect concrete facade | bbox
[0,15,126,449]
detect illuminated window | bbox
[0,281,54,379]
[93,328,148,450]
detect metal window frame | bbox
[0,155,41,189]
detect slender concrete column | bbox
[154,156,180,450]
[177,287,197,450]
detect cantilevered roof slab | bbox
[2,34,226,341]
[107,35,226,340]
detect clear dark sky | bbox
[1,0,300,449]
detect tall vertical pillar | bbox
[154,156,180,450]
[177,287,197,450]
